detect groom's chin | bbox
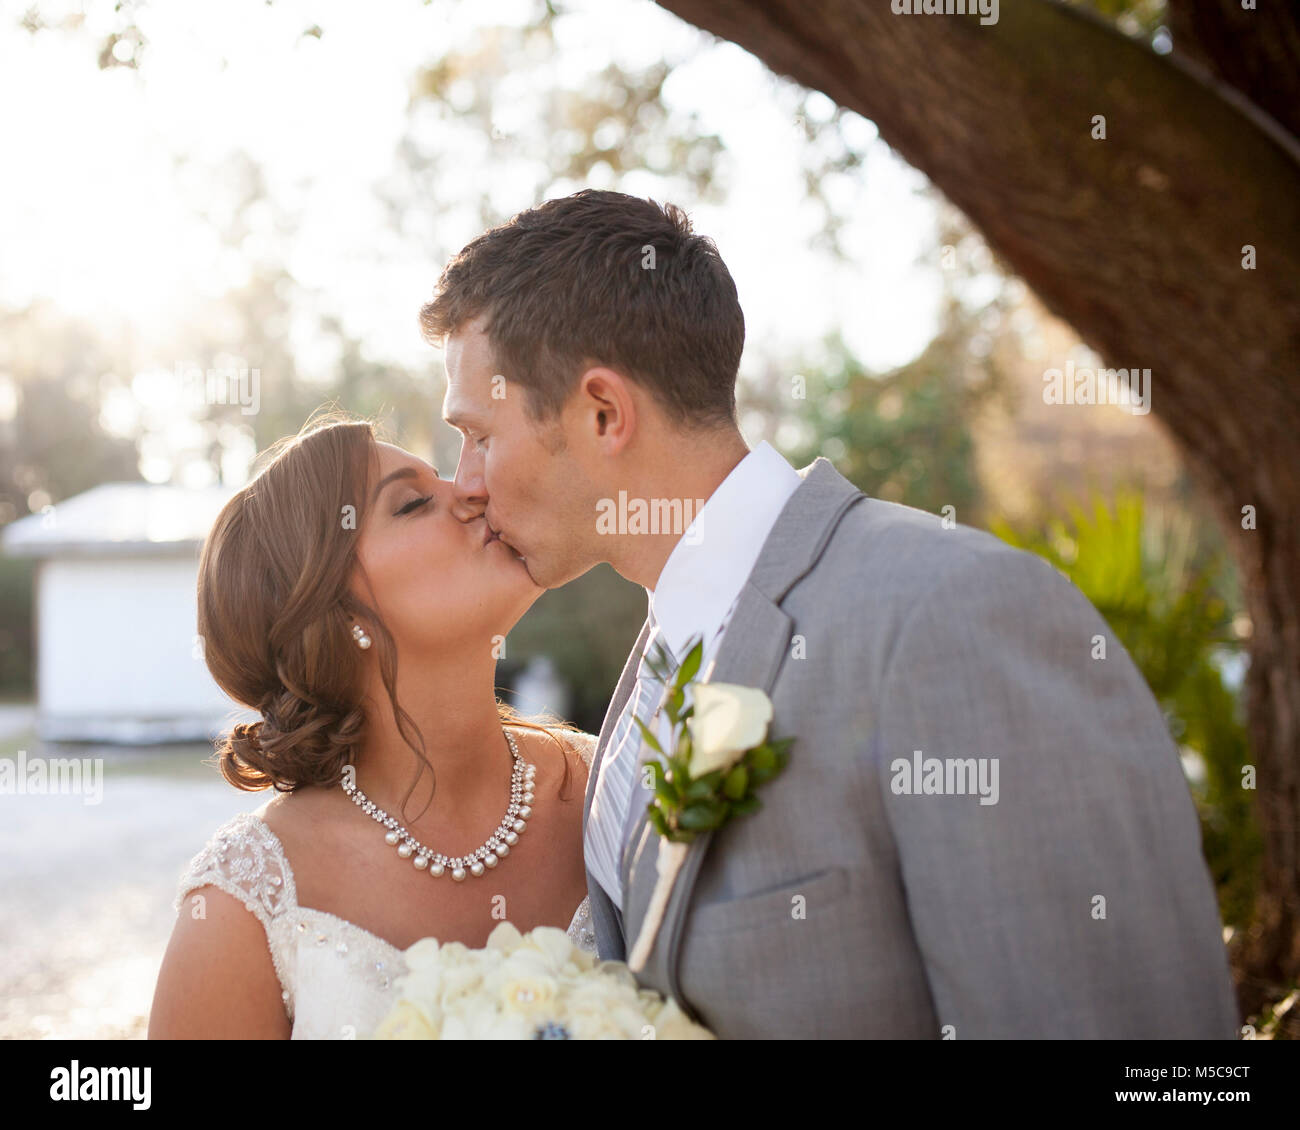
[530,556,596,591]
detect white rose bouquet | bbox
[368,921,713,1040]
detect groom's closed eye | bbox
[445,412,486,449]
[454,425,486,450]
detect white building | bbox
[2,482,254,743]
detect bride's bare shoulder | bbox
[256,783,340,857]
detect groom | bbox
[422,189,1239,1038]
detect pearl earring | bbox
[351,624,372,650]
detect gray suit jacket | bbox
[582,457,1239,1038]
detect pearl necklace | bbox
[340,728,536,882]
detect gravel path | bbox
[0,743,267,1040]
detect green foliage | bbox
[993,492,1260,927]
[784,325,994,521]
[774,212,1022,525]
[0,555,35,696]
[501,563,647,733]
[0,306,142,523]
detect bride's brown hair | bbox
[196,410,574,819]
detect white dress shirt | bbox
[584,440,802,910]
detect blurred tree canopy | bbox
[0,305,141,523]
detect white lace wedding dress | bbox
[172,729,597,1039]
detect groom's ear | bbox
[575,367,637,454]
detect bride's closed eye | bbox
[394,495,434,517]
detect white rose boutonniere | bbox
[626,635,793,972]
[689,683,774,776]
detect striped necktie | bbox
[588,622,679,910]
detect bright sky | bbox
[0,0,942,474]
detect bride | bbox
[149,414,595,1039]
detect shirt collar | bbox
[647,440,801,662]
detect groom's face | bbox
[442,315,599,589]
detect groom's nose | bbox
[449,443,487,523]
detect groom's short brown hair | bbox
[419,190,744,428]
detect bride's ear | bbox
[576,367,636,454]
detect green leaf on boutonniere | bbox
[675,747,693,782]
[729,795,762,817]
[654,774,678,807]
[768,737,795,770]
[723,765,749,800]
[647,803,669,837]
[679,799,728,830]
[632,715,664,756]
[675,637,705,690]
[663,691,679,727]
[684,776,717,802]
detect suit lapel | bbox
[621,457,867,1016]
[584,616,654,960]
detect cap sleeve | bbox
[173,810,297,923]
[172,809,299,1021]
[567,730,598,769]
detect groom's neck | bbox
[611,426,750,591]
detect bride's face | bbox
[350,442,541,657]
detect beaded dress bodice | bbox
[172,730,597,1039]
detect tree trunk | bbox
[655,0,1300,1017]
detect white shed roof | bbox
[1,481,236,558]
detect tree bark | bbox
[654,0,1300,1015]
[1166,0,1300,141]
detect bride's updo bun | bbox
[197,413,382,793]
[219,692,369,792]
